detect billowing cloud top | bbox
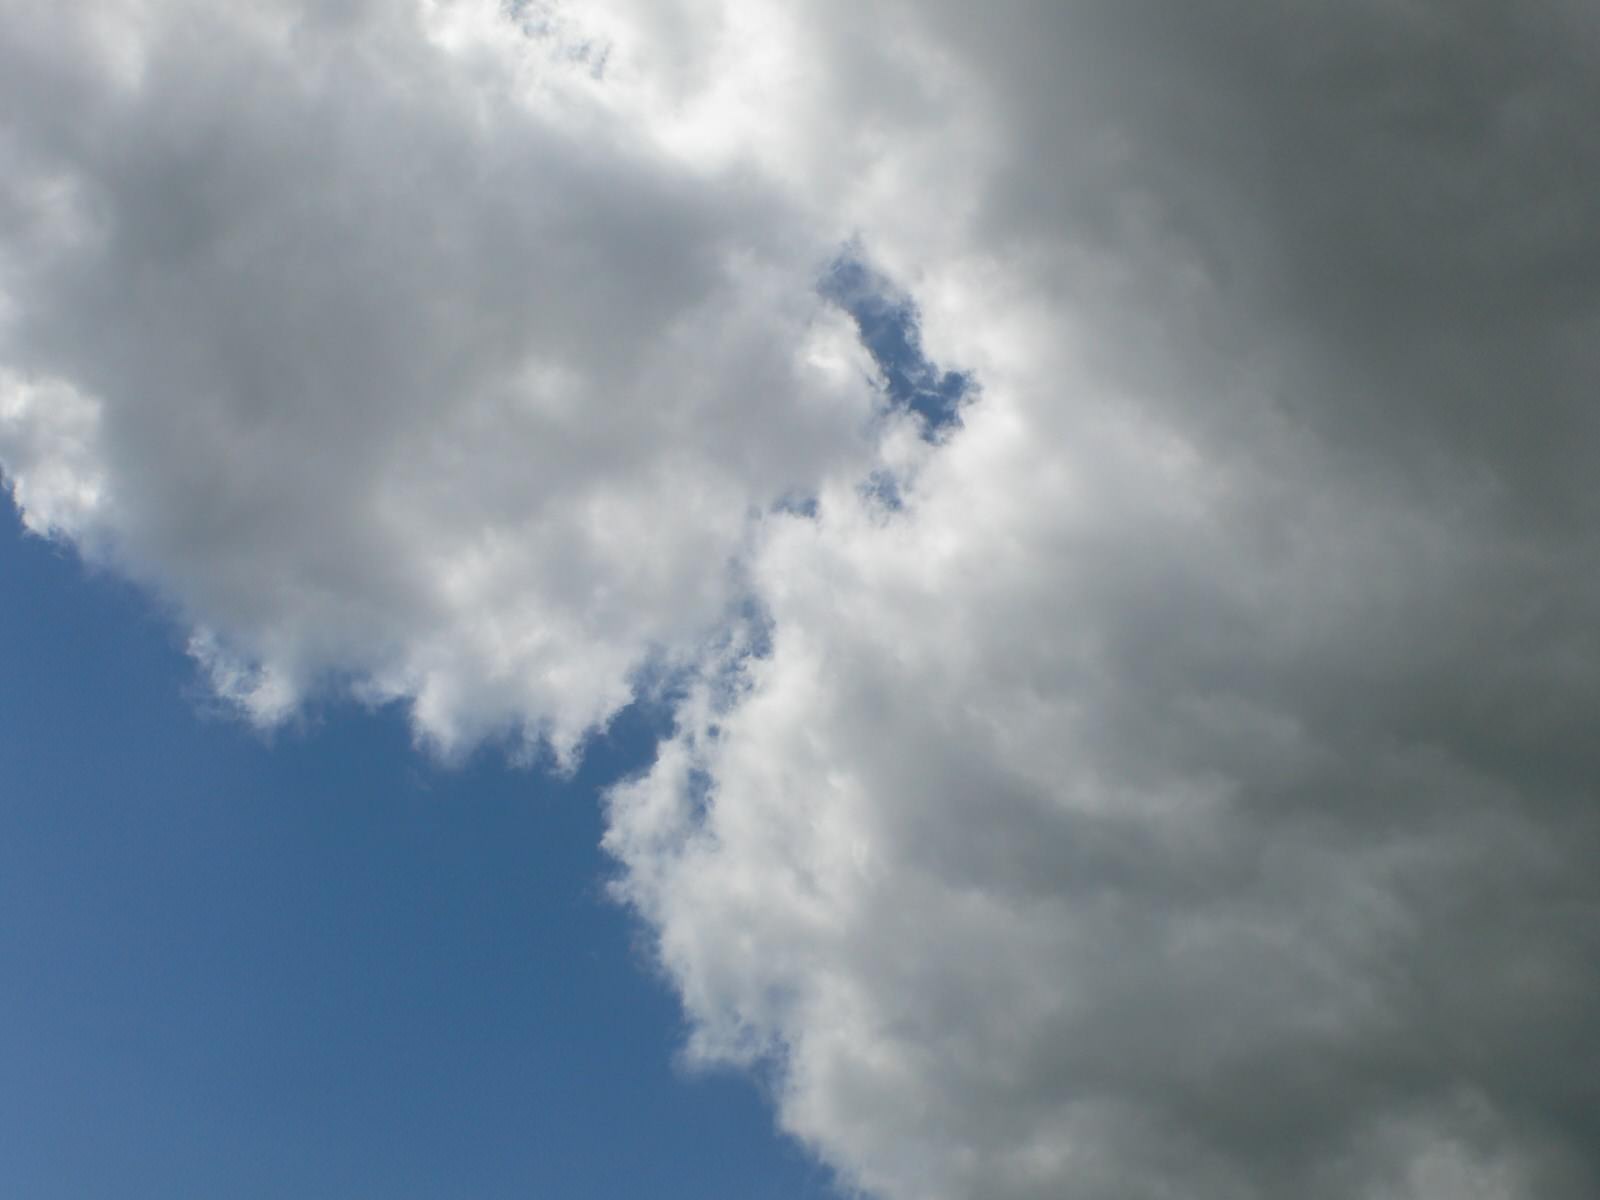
[6,2,1600,1197]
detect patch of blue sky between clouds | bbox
[770,490,820,519]
[502,0,612,77]
[820,251,975,440]
[858,467,905,513]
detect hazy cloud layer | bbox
[6,2,1600,1198]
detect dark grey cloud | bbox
[913,0,1600,511]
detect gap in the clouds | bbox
[502,0,612,78]
[821,248,976,439]
[0,502,839,1200]
[771,489,821,519]
[859,467,905,512]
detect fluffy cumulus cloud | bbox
[0,0,878,756]
[7,1,1600,1197]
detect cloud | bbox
[0,0,876,758]
[7,1,1600,1197]
[608,3,1600,1198]
[606,365,1600,1195]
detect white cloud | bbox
[0,0,876,759]
[7,2,1600,1197]
[0,371,107,538]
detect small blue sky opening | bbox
[820,250,975,439]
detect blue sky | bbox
[0,501,835,1200]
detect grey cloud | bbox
[606,3,1600,1198]
[908,0,1600,510]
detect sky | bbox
[0,503,835,1199]
[4,3,1600,1199]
